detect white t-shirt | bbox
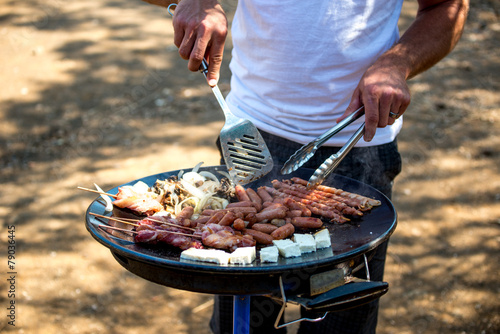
[226,0,404,147]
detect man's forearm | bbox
[380,0,469,80]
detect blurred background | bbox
[0,0,498,333]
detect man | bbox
[143,0,469,333]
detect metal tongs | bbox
[281,106,365,188]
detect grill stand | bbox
[231,254,388,333]
[233,296,251,334]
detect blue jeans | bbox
[211,131,402,334]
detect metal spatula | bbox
[199,60,273,184]
[167,4,273,184]
[168,3,273,184]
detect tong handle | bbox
[308,123,365,188]
[313,106,365,148]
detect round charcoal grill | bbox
[85,166,397,333]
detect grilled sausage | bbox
[243,228,274,245]
[226,201,258,209]
[244,212,258,228]
[255,205,287,222]
[285,210,303,218]
[232,218,246,231]
[235,185,251,202]
[205,210,226,225]
[291,217,323,229]
[200,209,227,216]
[257,187,274,203]
[270,223,295,240]
[176,206,195,226]
[190,215,211,225]
[226,206,258,214]
[218,211,237,226]
[246,188,262,211]
[251,223,278,234]
[283,197,312,216]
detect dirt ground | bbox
[0,0,499,333]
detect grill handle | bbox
[294,280,389,312]
[273,278,389,329]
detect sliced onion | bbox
[198,180,218,193]
[199,171,220,185]
[192,161,204,173]
[194,193,212,213]
[182,171,205,185]
[180,179,206,199]
[94,183,113,212]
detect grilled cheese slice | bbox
[259,246,279,263]
[180,248,230,265]
[229,246,256,265]
[292,234,316,253]
[314,229,331,249]
[273,239,301,258]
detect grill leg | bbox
[233,295,251,334]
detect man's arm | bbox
[142,0,227,87]
[342,0,469,142]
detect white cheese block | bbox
[314,229,332,249]
[292,234,317,253]
[259,246,279,263]
[273,239,301,258]
[180,248,230,265]
[229,246,256,265]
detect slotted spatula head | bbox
[219,117,274,184]
[200,62,273,184]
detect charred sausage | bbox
[257,187,274,203]
[218,211,237,226]
[270,223,295,240]
[235,185,251,202]
[246,188,263,211]
[243,228,274,245]
[255,205,287,222]
[232,218,246,231]
[251,223,278,234]
[205,210,226,225]
[291,217,323,229]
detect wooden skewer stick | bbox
[98,224,138,234]
[99,224,201,239]
[89,212,196,232]
[145,217,196,231]
[77,186,117,199]
[89,213,139,227]
[169,231,202,239]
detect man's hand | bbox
[340,58,411,142]
[339,0,468,142]
[172,0,228,86]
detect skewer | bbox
[77,186,117,199]
[89,213,139,227]
[98,224,201,239]
[144,217,196,231]
[89,212,196,232]
[98,224,138,234]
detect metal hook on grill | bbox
[273,276,329,330]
